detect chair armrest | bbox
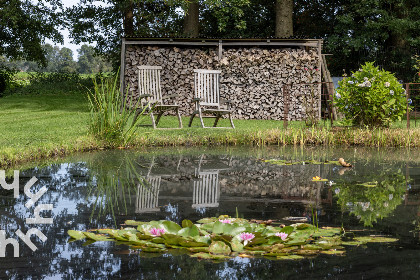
[139,94,152,99]
[192,98,202,102]
[220,99,232,104]
[162,93,179,100]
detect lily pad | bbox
[68,230,85,240]
[83,232,112,241]
[125,220,146,226]
[209,241,232,255]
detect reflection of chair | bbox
[136,157,161,213]
[192,155,231,208]
[136,65,183,129]
[188,69,235,129]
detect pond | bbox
[1,146,420,279]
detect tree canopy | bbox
[0,0,64,66]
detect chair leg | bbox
[150,111,157,129]
[188,112,196,127]
[198,110,205,128]
[176,107,183,128]
[155,111,164,126]
[213,114,221,127]
[229,112,235,129]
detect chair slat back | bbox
[136,177,161,213]
[194,69,221,107]
[138,65,163,104]
[192,171,220,208]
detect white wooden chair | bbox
[136,65,182,129]
[192,155,221,208]
[136,157,160,213]
[188,69,235,128]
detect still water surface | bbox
[1,146,420,279]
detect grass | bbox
[1,87,420,169]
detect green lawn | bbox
[1,90,419,168]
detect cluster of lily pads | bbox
[68,216,398,260]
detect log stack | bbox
[124,45,321,120]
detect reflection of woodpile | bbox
[142,155,333,206]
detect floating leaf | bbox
[162,221,182,234]
[68,230,85,240]
[182,219,194,228]
[179,239,209,247]
[188,247,209,253]
[231,240,244,252]
[320,250,345,255]
[196,218,217,224]
[209,241,232,255]
[141,247,165,253]
[277,255,304,260]
[191,252,231,260]
[125,220,146,226]
[83,232,112,241]
[280,226,294,235]
[178,224,200,237]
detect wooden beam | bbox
[120,38,126,95]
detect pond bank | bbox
[1,92,419,169]
[1,126,419,170]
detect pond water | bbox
[1,146,420,279]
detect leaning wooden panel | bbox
[135,65,183,129]
[189,69,235,129]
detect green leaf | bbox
[209,241,232,255]
[125,220,146,226]
[182,219,194,228]
[178,224,200,237]
[83,232,112,241]
[162,220,182,234]
[280,226,294,235]
[196,217,217,224]
[68,230,86,240]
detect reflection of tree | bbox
[84,151,148,224]
[334,170,408,227]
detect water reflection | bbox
[0,148,420,279]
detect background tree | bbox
[0,0,63,66]
[183,1,200,37]
[275,0,293,37]
[77,45,112,73]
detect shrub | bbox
[87,74,147,147]
[335,62,408,127]
[0,67,17,96]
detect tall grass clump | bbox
[87,74,147,147]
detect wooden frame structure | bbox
[120,37,323,96]
[189,69,235,128]
[136,65,183,129]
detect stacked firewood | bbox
[124,45,321,120]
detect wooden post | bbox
[283,84,290,129]
[218,40,223,60]
[120,38,126,95]
[329,82,334,127]
[406,83,410,129]
[317,40,322,119]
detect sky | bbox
[45,0,104,60]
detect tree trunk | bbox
[275,0,293,38]
[123,0,134,37]
[183,1,199,37]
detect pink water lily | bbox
[239,232,255,246]
[275,232,288,241]
[149,227,165,237]
[219,219,232,224]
